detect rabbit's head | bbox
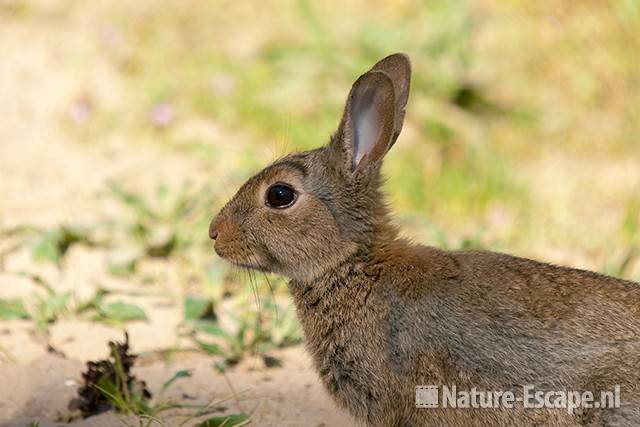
[210,54,411,282]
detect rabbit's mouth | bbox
[233,260,269,272]
[214,241,269,272]
[228,258,273,275]
[221,254,266,271]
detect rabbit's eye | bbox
[266,184,296,208]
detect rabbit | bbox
[209,53,640,426]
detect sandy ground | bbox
[0,5,352,426]
[0,347,351,427]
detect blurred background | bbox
[0,0,639,425]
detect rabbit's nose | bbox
[208,219,219,240]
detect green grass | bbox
[94,0,520,218]
[86,336,249,427]
[0,276,149,333]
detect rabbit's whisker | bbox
[245,245,278,321]
[260,271,279,321]
[243,247,262,314]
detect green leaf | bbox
[96,376,127,411]
[194,339,224,355]
[194,321,231,341]
[75,288,109,314]
[32,233,61,263]
[197,413,250,427]
[622,196,640,241]
[184,297,214,321]
[101,301,147,322]
[161,369,192,393]
[36,291,71,324]
[109,184,156,220]
[31,226,88,264]
[145,227,177,258]
[29,274,56,295]
[0,298,29,320]
[107,253,139,277]
[213,359,229,373]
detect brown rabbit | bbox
[209,53,640,426]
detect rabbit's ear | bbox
[335,70,396,172]
[371,53,411,147]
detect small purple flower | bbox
[150,103,175,128]
[69,100,92,124]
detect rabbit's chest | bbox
[296,285,393,413]
[313,315,389,414]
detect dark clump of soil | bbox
[69,332,151,417]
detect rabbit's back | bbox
[389,247,640,425]
[393,247,640,382]
[291,244,640,426]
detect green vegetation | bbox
[0,277,148,333]
[75,335,248,427]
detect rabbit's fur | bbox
[210,54,640,426]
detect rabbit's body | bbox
[210,54,640,426]
[291,241,640,426]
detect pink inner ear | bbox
[353,100,380,168]
[342,70,396,171]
